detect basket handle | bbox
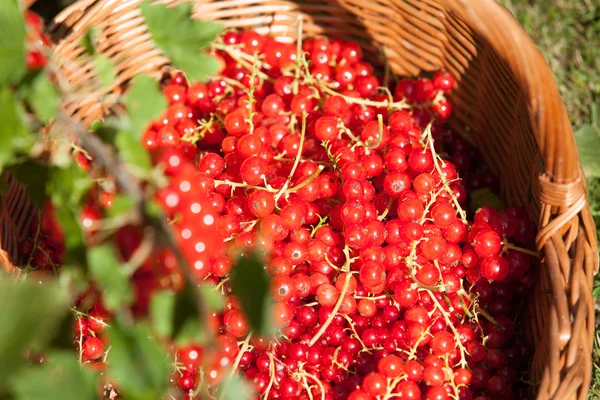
[442,0,584,191]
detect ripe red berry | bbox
[362,372,386,396]
[432,71,455,92]
[82,337,104,361]
[246,190,275,218]
[473,229,502,258]
[378,354,403,378]
[480,256,509,281]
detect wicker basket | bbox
[3,0,598,398]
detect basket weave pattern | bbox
[3,0,598,399]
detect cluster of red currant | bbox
[19,205,111,369]
[143,29,538,400]
[19,27,538,400]
[24,11,50,70]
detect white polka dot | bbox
[179,181,191,192]
[181,228,192,240]
[189,350,199,360]
[203,215,215,226]
[194,260,204,270]
[168,155,180,167]
[83,218,92,228]
[190,203,201,214]
[195,242,206,253]
[166,193,179,207]
[209,369,218,379]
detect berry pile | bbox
[19,27,539,400]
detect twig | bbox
[64,115,212,344]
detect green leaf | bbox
[173,280,202,342]
[0,275,69,393]
[141,1,222,81]
[469,188,506,214]
[88,244,133,312]
[45,164,92,264]
[174,318,205,346]
[220,374,254,400]
[80,28,99,56]
[47,312,77,352]
[94,54,117,88]
[150,290,176,338]
[115,130,152,176]
[107,321,171,400]
[199,284,224,311]
[11,161,49,206]
[125,75,167,139]
[22,73,60,123]
[169,53,222,84]
[53,207,86,265]
[11,351,99,400]
[0,0,26,84]
[0,88,34,171]
[0,174,9,195]
[91,117,122,145]
[47,163,93,208]
[106,195,136,218]
[575,124,600,178]
[229,253,275,337]
[58,266,89,301]
[145,199,164,219]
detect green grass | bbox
[496,0,600,397]
[499,1,600,126]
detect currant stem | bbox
[25,211,42,269]
[340,313,372,354]
[288,111,307,180]
[70,307,111,329]
[317,79,409,111]
[503,242,540,258]
[274,111,307,203]
[212,43,274,83]
[426,290,469,369]
[422,123,468,224]
[364,113,385,150]
[296,370,325,400]
[245,54,259,135]
[474,305,504,328]
[77,318,84,365]
[338,120,365,146]
[457,292,474,318]
[284,165,325,193]
[309,246,352,346]
[263,352,277,400]
[213,179,277,193]
[292,17,303,96]
[182,115,215,144]
[277,157,331,166]
[308,271,352,347]
[123,227,155,276]
[229,333,252,377]
[382,376,406,400]
[310,215,329,238]
[377,196,394,221]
